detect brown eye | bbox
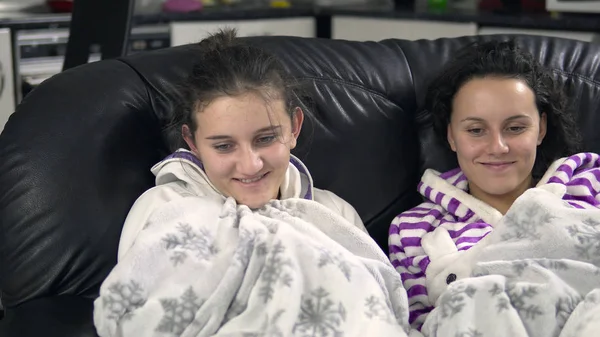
[467,128,484,135]
[507,126,525,133]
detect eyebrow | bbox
[205,125,282,140]
[459,115,532,123]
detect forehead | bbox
[452,77,538,121]
[196,93,288,131]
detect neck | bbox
[469,175,533,215]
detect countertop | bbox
[0,4,599,32]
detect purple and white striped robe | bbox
[388,152,600,329]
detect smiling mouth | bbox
[480,162,516,170]
[481,162,516,166]
[235,172,269,184]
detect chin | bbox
[480,185,519,197]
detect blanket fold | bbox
[94,197,413,337]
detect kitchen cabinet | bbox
[0,28,15,132]
[332,16,478,41]
[170,17,316,46]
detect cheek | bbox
[453,137,482,160]
[201,153,233,179]
[512,140,539,160]
[262,144,291,169]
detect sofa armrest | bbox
[0,296,98,337]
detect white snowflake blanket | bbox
[421,184,600,337]
[93,197,416,337]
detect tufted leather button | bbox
[446,273,457,284]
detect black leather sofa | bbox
[1,34,600,337]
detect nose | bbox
[237,145,264,176]
[487,131,509,154]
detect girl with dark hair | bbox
[389,40,600,332]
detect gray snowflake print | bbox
[364,295,395,324]
[555,294,582,329]
[567,224,600,266]
[489,283,510,313]
[537,259,569,271]
[155,286,204,336]
[455,328,483,337]
[260,218,281,234]
[234,228,268,267]
[259,241,294,303]
[512,260,569,277]
[361,263,408,328]
[317,246,353,282]
[511,261,529,277]
[242,309,286,337]
[219,201,239,220]
[506,283,543,321]
[162,223,219,266]
[501,204,554,241]
[583,217,600,227]
[102,280,146,321]
[293,287,346,337]
[438,282,477,319]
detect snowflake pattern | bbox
[567,224,600,266]
[102,280,146,321]
[583,217,600,227]
[364,295,395,324]
[293,287,346,337]
[538,259,570,271]
[234,228,268,267]
[511,261,529,277]
[162,223,219,266]
[555,294,582,329]
[219,202,239,221]
[259,241,294,303]
[506,283,543,321]
[438,282,477,319]
[511,260,570,278]
[501,204,554,241]
[488,283,511,313]
[260,218,281,234]
[155,286,204,336]
[317,246,353,282]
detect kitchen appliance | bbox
[15,24,171,101]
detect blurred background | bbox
[0,0,599,133]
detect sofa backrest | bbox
[1,34,599,310]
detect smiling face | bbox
[183,92,303,209]
[447,77,547,211]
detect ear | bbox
[447,124,457,152]
[289,107,304,150]
[182,124,200,155]
[537,112,547,146]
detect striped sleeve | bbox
[548,152,600,209]
[389,201,440,328]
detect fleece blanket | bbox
[421,184,600,337]
[93,197,416,337]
